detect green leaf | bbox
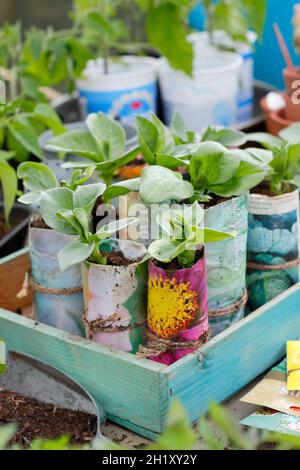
[0,162,17,224]
[136,116,159,164]
[140,166,194,204]
[33,103,66,135]
[156,154,189,170]
[46,130,101,161]
[241,148,273,167]
[8,119,44,160]
[17,162,58,195]
[210,160,265,197]
[40,187,76,235]
[96,217,137,240]
[73,182,106,212]
[171,112,188,142]
[189,142,239,189]
[279,123,300,144]
[86,112,126,159]
[69,166,97,189]
[58,239,95,271]
[247,132,284,151]
[213,2,248,41]
[148,400,197,450]
[0,150,15,162]
[146,3,193,75]
[104,178,141,201]
[193,227,236,244]
[0,423,17,450]
[240,0,267,41]
[148,238,186,263]
[18,191,41,205]
[201,126,247,147]
[208,402,251,450]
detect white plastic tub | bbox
[76,56,158,126]
[189,31,257,123]
[158,52,242,132]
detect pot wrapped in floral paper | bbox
[139,202,236,365]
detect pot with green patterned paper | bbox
[82,239,147,353]
[245,132,300,311]
[247,187,300,311]
[205,194,249,336]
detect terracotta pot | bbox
[260,97,294,136]
[284,93,300,121]
[283,67,300,97]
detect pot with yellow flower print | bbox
[139,202,235,365]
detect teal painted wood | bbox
[0,309,168,436]
[0,247,29,264]
[167,283,300,424]
[2,248,300,438]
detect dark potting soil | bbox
[204,195,229,209]
[30,218,50,230]
[251,180,296,197]
[154,248,204,271]
[102,251,142,267]
[0,390,97,448]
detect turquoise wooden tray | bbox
[1,248,300,439]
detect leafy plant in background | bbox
[0,97,65,163]
[46,112,140,185]
[147,201,234,268]
[200,0,267,44]
[136,0,197,75]
[39,183,136,270]
[2,400,300,450]
[72,0,198,75]
[0,155,17,226]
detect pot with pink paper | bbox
[139,202,235,365]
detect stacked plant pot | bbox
[262,67,300,136]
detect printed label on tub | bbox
[79,82,157,124]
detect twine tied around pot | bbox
[208,289,248,319]
[137,328,211,359]
[247,258,300,271]
[17,272,83,299]
[83,310,146,337]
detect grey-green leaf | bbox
[140,166,194,204]
[58,240,95,271]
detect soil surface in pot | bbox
[30,218,50,230]
[89,251,143,267]
[153,248,204,271]
[251,181,296,197]
[0,213,24,241]
[0,390,97,448]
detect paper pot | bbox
[29,226,84,336]
[145,254,209,365]
[81,240,147,353]
[247,188,300,311]
[205,195,248,337]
